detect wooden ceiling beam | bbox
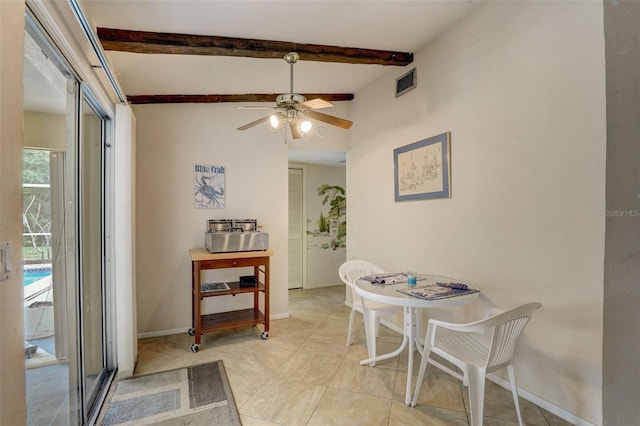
[127,93,354,105]
[97,27,413,66]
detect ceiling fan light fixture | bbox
[237,52,353,136]
[269,114,280,128]
[300,120,312,133]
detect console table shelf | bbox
[200,309,265,331]
[189,248,272,352]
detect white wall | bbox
[348,2,605,424]
[0,1,27,423]
[24,112,66,150]
[113,105,137,377]
[134,103,289,335]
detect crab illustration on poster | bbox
[194,164,225,209]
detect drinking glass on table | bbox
[407,271,417,287]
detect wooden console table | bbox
[188,248,272,352]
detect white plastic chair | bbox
[411,302,542,426]
[339,260,403,361]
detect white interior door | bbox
[288,168,303,289]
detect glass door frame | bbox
[77,86,115,423]
[25,7,116,424]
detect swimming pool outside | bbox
[24,265,52,286]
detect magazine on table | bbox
[201,282,231,293]
[397,282,479,300]
[361,273,428,286]
[360,273,407,285]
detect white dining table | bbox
[354,274,479,406]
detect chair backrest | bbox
[338,260,386,305]
[339,260,386,286]
[482,302,541,370]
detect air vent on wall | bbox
[396,67,417,97]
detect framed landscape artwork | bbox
[394,132,451,201]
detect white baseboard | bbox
[379,318,403,335]
[344,302,404,336]
[487,374,593,426]
[137,313,289,339]
[117,368,134,379]
[138,327,186,339]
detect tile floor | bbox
[109,285,573,425]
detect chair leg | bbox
[411,347,431,406]
[467,367,486,426]
[363,311,377,366]
[346,309,356,346]
[462,366,469,387]
[507,364,524,426]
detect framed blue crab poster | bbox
[194,164,225,208]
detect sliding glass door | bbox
[79,95,110,420]
[24,10,114,425]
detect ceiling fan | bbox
[236,52,353,139]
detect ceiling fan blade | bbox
[301,98,334,110]
[237,106,277,110]
[289,122,304,140]
[237,115,272,130]
[305,110,353,129]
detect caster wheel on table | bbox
[190,344,199,353]
[187,328,195,336]
[260,331,269,340]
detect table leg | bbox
[193,261,201,345]
[359,328,408,365]
[359,306,416,405]
[405,306,414,406]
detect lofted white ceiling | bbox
[82,0,481,97]
[26,1,482,164]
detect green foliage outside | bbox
[24,246,49,262]
[23,150,50,185]
[23,149,52,263]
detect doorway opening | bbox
[288,162,347,291]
